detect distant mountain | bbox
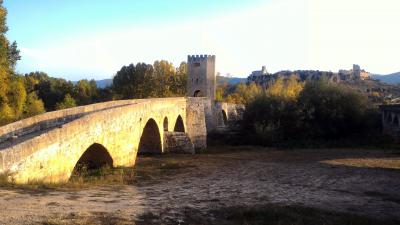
[217,76,246,86]
[84,76,246,89]
[97,76,246,88]
[72,79,113,88]
[96,79,113,88]
[371,72,400,84]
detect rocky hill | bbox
[247,70,400,104]
[371,72,400,84]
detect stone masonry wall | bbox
[186,97,207,151]
[0,98,189,183]
[0,100,144,143]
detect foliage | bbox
[267,75,304,99]
[243,94,299,144]
[242,77,378,145]
[55,94,77,110]
[7,75,27,119]
[24,72,99,111]
[297,77,369,139]
[113,61,187,99]
[0,1,32,125]
[73,79,98,105]
[224,82,263,104]
[23,92,45,117]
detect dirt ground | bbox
[0,146,399,224]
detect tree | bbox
[8,41,20,69]
[153,60,175,97]
[26,72,75,111]
[0,1,23,125]
[23,92,45,117]
[55,94,76,110]
[112,60,187,99]
[172,62,187,96]
[298,78,368,139]
[225,82,263,104]
[266,75,304,99]
[7,75,27,119]
[242,94,299,144]
[73,79,98,105]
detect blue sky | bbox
[4,0,400,80]
[5,0,262,46]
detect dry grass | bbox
[0,156,196,191]
[321,157,400,169]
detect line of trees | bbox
[0,1,45,125]
[240,76,381,146]
[112,60,187,99]
[0,0,191,126]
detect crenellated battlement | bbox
[188,55,216,62]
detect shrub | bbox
[242,77,381,146]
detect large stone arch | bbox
[138,118,162,154]
[193,90,203,97]
[174,115,185,132]
[71,143,113,175]
[394,116,399,127]
[221,110,228,125]
[2,97,193,184]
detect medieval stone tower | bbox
[187,55,216,101]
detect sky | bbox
[4,0,400,80]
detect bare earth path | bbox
[0,147,399,224]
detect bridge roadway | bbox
[0,97,207,184]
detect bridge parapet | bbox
[0,96,244,183]
[0,100,145,144]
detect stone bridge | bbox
[0,54,245,184]
[0,97,243,184]
[380,104,400,141]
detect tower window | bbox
[194,62,200,67]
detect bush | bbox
[242,78,382,146]
[243,94,299,145]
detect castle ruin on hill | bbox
[247,64,371,88]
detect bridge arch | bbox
[394,116,399,126]
[193,90,203,97]
[163,117,168,131]
[222,110,228,125]
[174,115,185,132]
[72,143,113,175]
[138,118,162,154]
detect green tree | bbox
[172,62,187,96]
[23,92,45,117]
[0,1,23,125]
[226,82,263,104]
[298,78,368,139]
[153,60,176,97]
[112,60,187,99]
[8,41,20,69]
[25,72,75,111]
[55,94,77,110]
[113,63,154,99]
[73,79,98,105]
[267,75,304,100]
[8,75,27,119]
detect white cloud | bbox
[16,0,400,80]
